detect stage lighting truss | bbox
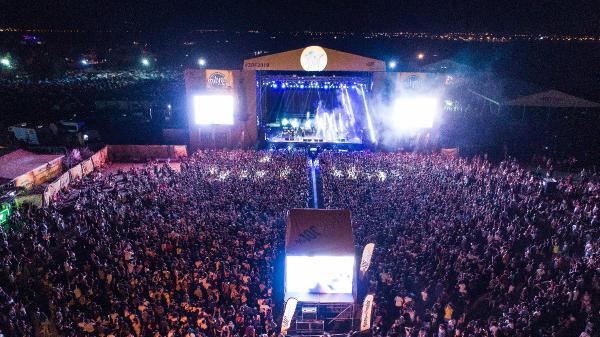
[259,76,369,90]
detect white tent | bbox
[505,90,600,109]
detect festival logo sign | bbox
[206,70,233,89]
[300,46,328,71]
[398,72,428,91]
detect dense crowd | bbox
[321,152,599,337]
[0,70,181,91]
[0,150,308,337]
[1,149,599,337]
[0,70,184,136]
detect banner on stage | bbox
[281,297,298,334]
[359,243,375,278]
[360,294,374,331]
[206,70,234,90]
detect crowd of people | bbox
[0,69,185,146]
[0,150,308,337]
[1,149,598,337]
[0,70,183,128]
[320,152,599,337]
[0,70,181,91]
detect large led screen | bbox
[393,97,438,130]
[193,95,234,125]
[285,256,354,294]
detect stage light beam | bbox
[359,86,377,144]
[304,120,312,129]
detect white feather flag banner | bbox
[359,243,375,278]
[360,294,375,331]
[281,297,298,334]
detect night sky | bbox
[1,0,599,33]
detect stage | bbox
[258,73,377,148]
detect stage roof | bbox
[505,90,600,108]
[244,46,386,72]
[0,150,64,181]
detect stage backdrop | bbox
[244,46,386,72]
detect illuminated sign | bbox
[0,207,10,225]
[300,46,328,71]
[193,95,234,125]
[286,256,354,294]
[207,72,227,88]
[205,70,233,89]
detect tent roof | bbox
[505,90,600,108]
[463,75,600,109]
[464,75,542,104]
[0,150,64,180]
[243,46,385,72]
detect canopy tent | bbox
[505,90,600,109]
[464,76,543,106]
[0,150,64,189]
[463,76,600,110]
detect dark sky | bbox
[1,0,599,33]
